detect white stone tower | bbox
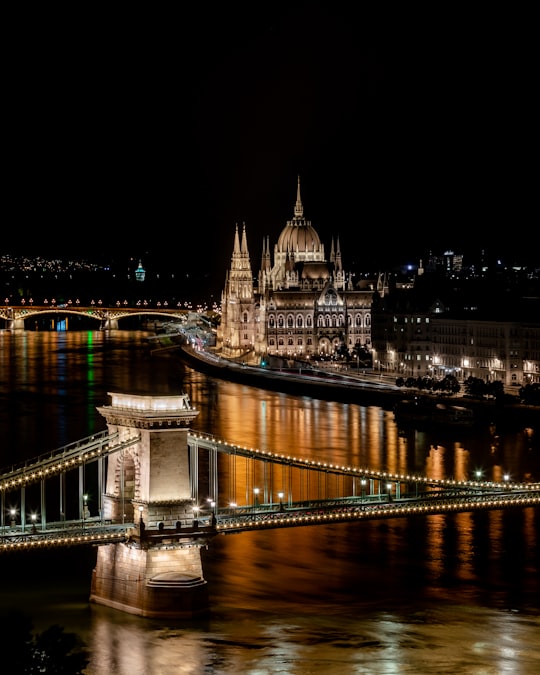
[90,392,214,619]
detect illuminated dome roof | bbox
[276,177,322,254]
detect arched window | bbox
[306,315,312,327]
[243,312,248,323]
[269,316,275,328]
[297,315,303,328]
[278,315,284,328]
[287,315,294,328]
[325,315,330,327]
[356,314,362,327]
[318,315,324,327]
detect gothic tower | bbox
[218,223,257,357]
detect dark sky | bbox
[3,4,536,283]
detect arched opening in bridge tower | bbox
[112,453,136,522]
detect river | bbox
[0,329,539,674]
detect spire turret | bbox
[293,175,303,218]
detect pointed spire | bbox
[335,235,342,271]
[241,222,248,254]
[294,174,303,218]
[233,223,241,254]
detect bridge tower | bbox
[90,392,213,619]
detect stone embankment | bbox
[171,341,540,426]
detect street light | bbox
[253,488,260,509]
[82,494,88,531]
[361,478,367,503]
[277,491,284,512]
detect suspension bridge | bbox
[1,391,538,618]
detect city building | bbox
[217,178,385,363]
[370,272,540,386]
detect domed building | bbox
[218,177,386,363]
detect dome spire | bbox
[294,175,303,218]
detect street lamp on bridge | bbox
[361,478,367,504]
[277,491,284,512]
[82,494,88,531]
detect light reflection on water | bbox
[0,330,539,674]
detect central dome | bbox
[276,176,322,254]
[277,220,322,253]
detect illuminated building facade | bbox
[371,275,540,386]
[218,178,385,362]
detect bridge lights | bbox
[31,513,37,534]
[361,478,367,503]
[253,488,260,508]
[277,491,284,512]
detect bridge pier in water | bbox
[90,392,214,619]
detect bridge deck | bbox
[1,431,539,553]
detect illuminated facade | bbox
[371,279,540,386]
[218,178,385,362]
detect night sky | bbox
[3,4,536,284]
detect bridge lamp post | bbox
[10,508,17,529]
[277,492,284,512]
[361,479,367,504]
[386,483,393,502]
[253,488,260,509]
[192,506,199,528]
[82,494,88,531]
[31,513,37,534]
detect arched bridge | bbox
[0,304,209,330]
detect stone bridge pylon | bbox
[90,392,213,619]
